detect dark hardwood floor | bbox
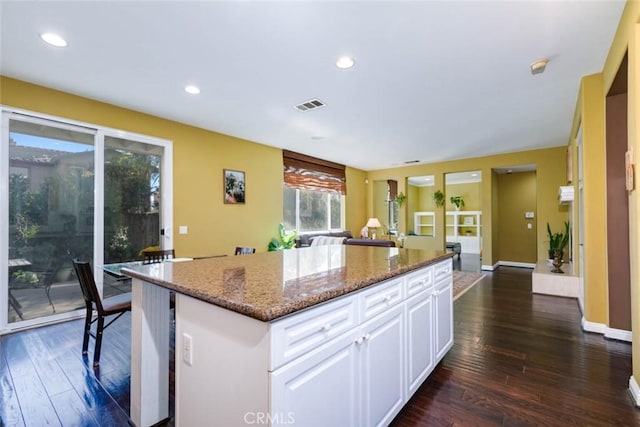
[393,267,639,426]
[1,266,637,426]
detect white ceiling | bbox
[0,1,625,171]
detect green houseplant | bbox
[546,221,570,260]
[450,196,465,210]
[394,192,407,208]
[433,190,445,208]
[268,223,298,251]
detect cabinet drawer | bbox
[359,277,404,321]
[434,259,452,283]
[405,266,434,297]
[271,295,358,370]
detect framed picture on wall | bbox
[224,169,246,204]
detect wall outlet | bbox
[179,225,188,235]
[183,333,193,366]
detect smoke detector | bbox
[530,59,549,75]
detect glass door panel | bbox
[7,118,95,323]
[103,136,162,298]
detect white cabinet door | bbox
[406,290,434,396]
[270,331,360,427]
[434,277,453,362]
[360,304,405,427]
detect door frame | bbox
[0,106,173,333]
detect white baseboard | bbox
[482,261,536,271]
[630,376,640,407]
[581,317,606,334]
[605,327,632,342]
[498,261,536,269]
[581,318,632,342]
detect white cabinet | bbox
[360,304,405,427]
[271,304,405,427]
[446,210,482,254]
[413,211,435,236]
[434,271,453,362]
[173,261,453,427]
[270,330,361,427]
[405,288,434,396]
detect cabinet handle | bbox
[355,337,364,345]
[384,295,392,303]
[363,333,370,342]
[321,323,331,332]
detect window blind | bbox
[283,150,346,195]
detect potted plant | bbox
[450,196,465,210]
[433,190,445,208]
[268,223,298,251]
[546,221,570,261]
[394,192,407,208]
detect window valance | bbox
[283,150,346,195]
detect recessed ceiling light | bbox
[40,32,68,48]
[184,85,200,95]
[311,136,325,140]
[336,56,355,69]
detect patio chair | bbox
[234,247,256,255]
[142,249,175,264]
[72,258,131,367]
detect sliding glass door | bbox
[1,111,173,330]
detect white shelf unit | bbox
[414,211,435,236]
[446,210,482,254]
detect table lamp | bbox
[366,218,382,239]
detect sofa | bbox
[296,231,395,248]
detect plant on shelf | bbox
[433,190,445,208]
[450,196,465,210]
[268,223,298,251]
[394,192,407,208]
[546,221,570,261]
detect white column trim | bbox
[630,376,640,407]
[131,278,170,427]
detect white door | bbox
[270,331,360,427]
[434,278,453,362]
[360,304,405,427]
[406,290,434,395]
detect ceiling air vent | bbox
[294,99,325,112]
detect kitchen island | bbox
[122,245,454,427]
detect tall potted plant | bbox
[546,221,570,260]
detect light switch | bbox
[179,225,188,235]
[527,223,532,229]
[525,212,535,219]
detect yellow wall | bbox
[445,181,481,211]
[599,0,640,385]
[496,171,537,263]
[567,0,640,387]
[1,77,366,256]
[580,74,609,325]
[367,147,567,268]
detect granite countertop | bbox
[121,246,453,322]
